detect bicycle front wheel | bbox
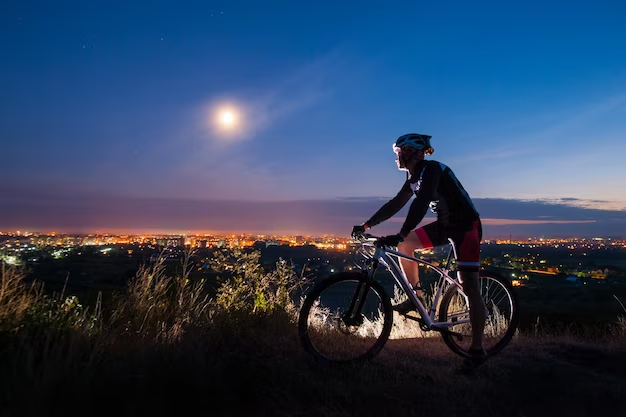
[438,272,519,358]
[298,271,393,363]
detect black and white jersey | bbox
[366,160,479,236]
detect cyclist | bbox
[351,133,487,360]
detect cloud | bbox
[531,198,626,211]
[1,185,625,238]
[480,218,596,226]
[447,145,539,164]
[471,198,626,220]
[193,49,344,144]
[130,49,354,201]
[387,217,596,226]
[447,91,626,167]
[508,91,626,149]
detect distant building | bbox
[564,276,582,286]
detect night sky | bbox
[2,0,626,237]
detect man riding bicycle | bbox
[351,133,487,359]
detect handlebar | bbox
[351,233,378,242]
[353,233,388,248]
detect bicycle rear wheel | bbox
[298,271,393,363]
[438,272,519,358]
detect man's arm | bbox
[399,164,442,237]
[364,181,413,229]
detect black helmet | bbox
[392,133,434,155]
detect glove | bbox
[377,233,404,247]
[351,224,367,239]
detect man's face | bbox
[394,148,406,170]
[394,147,424,171]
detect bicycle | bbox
[298,233,519,363]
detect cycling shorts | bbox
[413,219,482,272]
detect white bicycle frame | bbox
[359,236,473,331]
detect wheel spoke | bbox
[299,273,393,363]
[439,274,519,358]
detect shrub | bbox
[24,292,102,336]
[212,247,301,316]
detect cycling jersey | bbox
[365,160,480,237]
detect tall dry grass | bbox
[1,246,303,347]
[108,250,212,343]
[2,252,626,417]
[0,248,305,415]
[614,294,626,338]
[0,262,43,332]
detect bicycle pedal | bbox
[402,314,430,329]
[437,328,464,339]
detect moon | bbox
[221,111,235,126]
[206,103,245,137]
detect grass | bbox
[1,252,626,417]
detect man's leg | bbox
[458,270,486,351]
[397,231,425,297]
[393,223,440,314]
[455,220,486,351]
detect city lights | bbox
[1,231,624,284]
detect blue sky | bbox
[1,0,625,237]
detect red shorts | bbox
[414,219,482,272]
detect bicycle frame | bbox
[358,237,471,331]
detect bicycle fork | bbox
[343,259,380,326]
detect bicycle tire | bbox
[438,271,519,359]
[298,271,393,363]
